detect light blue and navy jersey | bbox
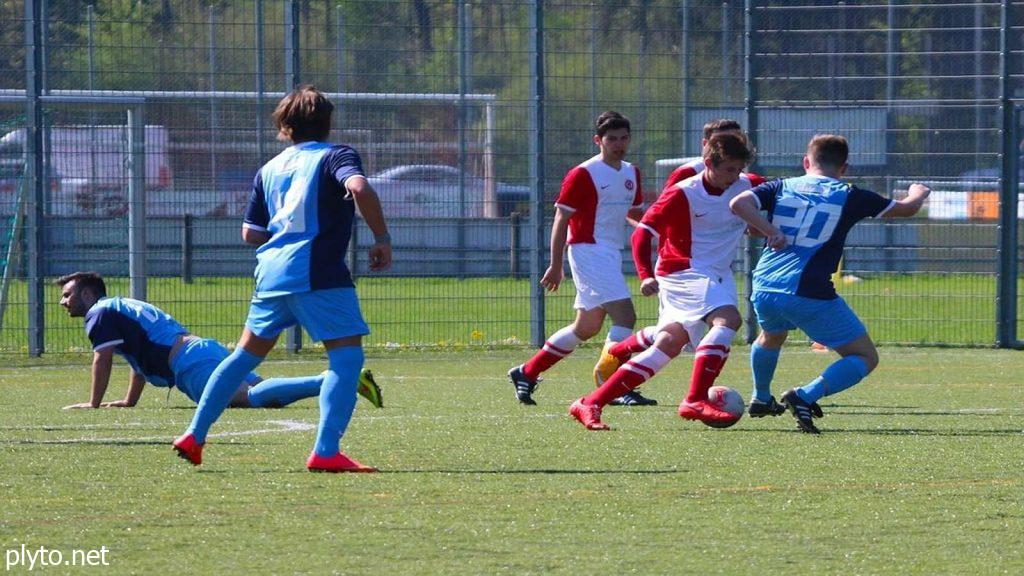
[243,142,364,297]
[751,175,894,300]
[84,297,189,387]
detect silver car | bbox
[368,164,529,218]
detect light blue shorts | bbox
[171,338,260,403]
[245,287,370,342]
[751,291,867,349]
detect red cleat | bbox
[172,433,203,466]
[678,400,739,426]
[569,398,611,431]
[306,452,378,473]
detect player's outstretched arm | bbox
[64,348,115,409]
[884,183,931,218]
[346,175,392,272]
[730,191,787,250]
[541,207,571,292]
[101,370,145,408]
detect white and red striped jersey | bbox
[555,155,643,248]
[635,172,765,280]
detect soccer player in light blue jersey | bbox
[174,86,391,472]
[57,272,383,411]
[729,134,930,433]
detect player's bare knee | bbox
[571,323,601,341]
[757,331,787,348]
[654,327,687,358]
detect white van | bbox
[0,125,172,216]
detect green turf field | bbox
[1,348,1021,574]
[0,273,1015,357]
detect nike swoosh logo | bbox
[695,212,708,218]
[600,185,610,189]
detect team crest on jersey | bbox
[625,180,634,190]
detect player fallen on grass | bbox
[570,132,765,430]
[173,85,391,472]
[507,111,657,407]
[729,134,930,434]
[57,272,383,411]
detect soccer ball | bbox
[703,386,745,429]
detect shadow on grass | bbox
[824,428,1024,437]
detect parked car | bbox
[368,164,529,218]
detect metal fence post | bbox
[285,0,300,89]
[182,214,194,284]
[284,0,301,353]
[24,0,45,357]
[528,0,546,347]
[255,0,265,161]
[127,106,147,301]
[996,0,1020,348]
[510,212,520,278]
[457,1,469,276]
[742,0,759,344]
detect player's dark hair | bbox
[808,134,849,170]
[703,132,753,167]
[702,118,743,139]
[272,85,333,143]
[595,111,631,137]
[55,271,106,299]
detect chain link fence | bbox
[1,0,1022,357]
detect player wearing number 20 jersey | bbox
[749,174,893,300]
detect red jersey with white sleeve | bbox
[554,155,643,249]
[635,172,766,280]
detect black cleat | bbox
[776,393,825,418]
[507,365,539,405]
[781,388,821,434]
[748,395,787,417]
[609,390,658,406]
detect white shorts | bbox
[567,243,631,311]
[656,269,738,344]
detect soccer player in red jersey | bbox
[507,111,656,406]
[570,132,762,430]
[593,119,765,385]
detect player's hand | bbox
[540,266,563,292]
[765,228,788,250]
[908,183,931,199]
[640,278,659,296]
[62,402,96,410]
[368,242,392,271]
[100,400,134,408]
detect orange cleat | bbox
[678,400,739,426]
[569,398,611,430]
[172,433,204,466]
[306,451,378,473]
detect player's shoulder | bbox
[577,154,604,170]
[85,297,119,322]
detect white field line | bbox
[26,419,315,444]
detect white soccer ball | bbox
[704,385,745,429]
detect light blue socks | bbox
[313,346,364,457]
[187,348,263,443]
[750,342,781,402]
[797,356,869,404]
[247,374,324,408]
